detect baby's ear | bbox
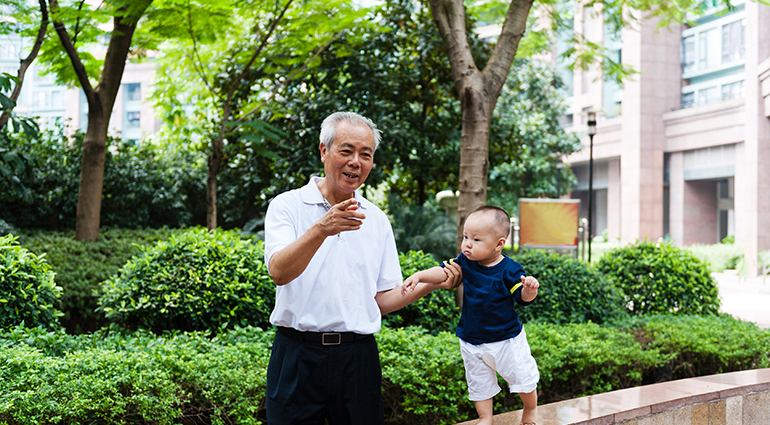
[496,237,506,250]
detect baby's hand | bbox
[521,275,539,291]
[401,275,420,296]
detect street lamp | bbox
[587,111,597,263]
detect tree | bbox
[148,0,367,229]
[427,0,734,248]
[44,0,152,240]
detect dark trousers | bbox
[266,329,384,425]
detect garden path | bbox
[713,271,770,329]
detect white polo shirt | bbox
[264,177,402,334]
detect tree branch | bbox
[224,0,294,108]
[47,0,97,105]
[236,32,337,124]
[481,0,534,96]
[427,0,479,93]
[183,0,216,100]
[0,0,48,130]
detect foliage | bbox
[0,127,206,231]
[487,58,582,213]
[0,73,39,204]
[18,228,180,334]
[0,235,62,330]
[388,194,457,261]
[513,249,627,325]
[383,251,460,334]
[527,321,668,403]
[619,314,770,381]
[378,327,473,425]
[1,315,768,425]
[0,325,274,425]
[98,228,273,333]
[596,241,720,315]
[256,0,486,208]
[686,242,744,272]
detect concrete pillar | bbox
[669,152,684,244]
[606,158,621,242]
[740,3,770,277]
[619,17,681,244]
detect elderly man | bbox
[264,111,461,424]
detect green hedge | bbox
[596,241,720,315]
[513,249,627,325]
[383,250,460,334]
[18,228,179,334]
[0,235,62,330]
[98,228,273,333]
[4,315,767,425]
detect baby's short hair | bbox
[471,205,511,239]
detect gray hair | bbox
[320,112,382,151]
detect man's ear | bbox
[319,142,327,163]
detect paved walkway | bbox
[713,271,770,329]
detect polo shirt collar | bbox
[301,176,365,210]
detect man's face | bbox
[320,121,375,197]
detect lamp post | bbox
[587,111,596,263]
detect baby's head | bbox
[462,206,511,265]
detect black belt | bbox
[277,326,372,345]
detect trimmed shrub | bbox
[19,228,179,334]
[378,326,474,425]
[383,250,460,334]
[0,235,62,330]
[0,325,274,425]
[596,241,720,315]
[620,314,770,381]
[513,249,627,325]
[98,228,274,333]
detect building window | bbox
[697,28,721,71]
[682,36,695,74]
[126,111,141,129]
[682,92,694,108]
[721,80,743,101]
[125,83,141,102]
[697,86,717,105]
[721,19,745,64]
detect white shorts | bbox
[459,329,540,402]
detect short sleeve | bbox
[264,193,298,274]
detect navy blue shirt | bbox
[445,254,533,345]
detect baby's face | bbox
[461,212,503,266]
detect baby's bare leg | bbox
[518,389,538,424]
[475,398,493,425]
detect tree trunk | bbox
[427,0,533,251]
[75,110,108,240]
[206,136,224,230]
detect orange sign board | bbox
[519,199,580,249]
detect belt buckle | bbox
[322,332,341,345]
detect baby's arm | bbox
[520,275,539,302]
[401,265,450,295]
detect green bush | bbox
[0,128,205,231]
[0,235,62,330]
[378,326,474,425]
[0,325,274,425]
[98,228,273,333]
[19,228,179,334]
[383,250,460,334]
[596,241,720,315]
[513,249,627,325]
[620,314,770,381]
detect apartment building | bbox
[561,0,770,276]
[0,32,159,143]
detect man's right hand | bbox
[318,198,366,236]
